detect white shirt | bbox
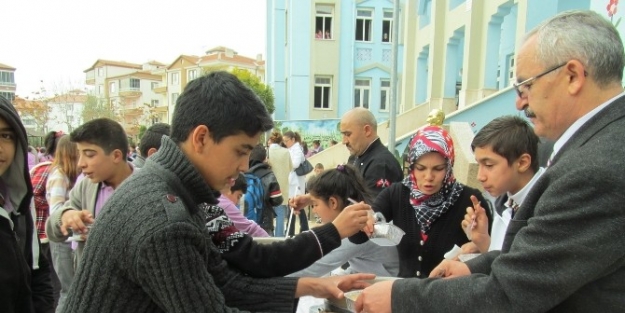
[488,167,546,251]
[551,92,625,162]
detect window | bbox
[380,80,390,111]
[170,72,180,85]
[382,11,393,43]
[354,79,370,108]
[188,69,197,81]
[315,5,333,39]
[313,77,331,109]
[98,85,103,95]
[97,68,104,77]
[171,93,179,106]
[109,82,116,93]
[151,82,159,90]
[355,9,373,42]
[508,54,515,86]
[0,92,15,102]
[0,71,15,84]
[129,78,140,89]
[151,99,160,107]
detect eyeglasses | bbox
[513,62,567,98]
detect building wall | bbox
[0,66,17,102]
[268,0,404,123]
[267,0,287,120]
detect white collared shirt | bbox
[551,92,625,161]
[488,167,546,251]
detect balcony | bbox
[121,109,143,119]
[85,71,95,85]
[119,87,142,98]
[152,83,167,94]
[152,104,168,113]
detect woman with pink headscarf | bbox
[358,126,491,278]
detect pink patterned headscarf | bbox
[402,126,463,233]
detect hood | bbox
[0,97,33,215]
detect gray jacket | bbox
[45,177,100,263]
[391,96,625,313]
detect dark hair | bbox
[170,71,273,143]
[315,163,324,170]
[139,123,171,156]
[283,131,295,140]
[269,130,283,144]
[330,139,338,145]
[307,164,373,209]
[301,141,308,155]
[232,173,248,194]
[44,131,61,156]
[249,144,267,163]
[471,116,539,173]
[70,118,129,157]
[312,140,321,146]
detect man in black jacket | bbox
[341,107,403,197]
[0,96,53,313]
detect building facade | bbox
[83,59,167,136]
[266,0,605,131]
[155,46,265,123]
[0,62,16,103]
[46,90,88,133]
[267,0,403,121]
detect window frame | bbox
[380,80,390,111]
[354,79,371,109]
[313,76,332,110]
[170,72,180,85]
[188,69,197,81]
[315,5,334,40]
[355,9,373,42]
[382,11,393,43]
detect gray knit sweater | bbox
[62,137,299,313]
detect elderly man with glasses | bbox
[356,10,625,313]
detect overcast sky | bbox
[1,0,266,97]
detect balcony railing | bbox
[119,87,142,97]
[0,81,16,87]
[85,71,95,85]
[152,83,167,94]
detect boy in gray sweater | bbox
[62,71,374,312]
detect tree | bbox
[47,80,89,133]
[82,95,116,122]
[231,68,275,114]
[202,66,275,114]
[48,89,87,133]
[12,96,51,133]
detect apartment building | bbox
[266,0,606,127]
[46,89,88,133]
[0,62,16,102]
[154,46,265,123]
[267,0,403,121]
[84,59,167,136]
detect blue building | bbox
[266,0,403,122]
[267,0,618,139]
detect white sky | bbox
[1,0,267,97]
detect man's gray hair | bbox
[526,10,624,88]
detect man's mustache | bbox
[524,107,536,118]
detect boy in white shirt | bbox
[462,115,546,253]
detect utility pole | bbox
[388,0,400,154]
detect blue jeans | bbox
[50,241,74,312]
[274,205,286,237]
